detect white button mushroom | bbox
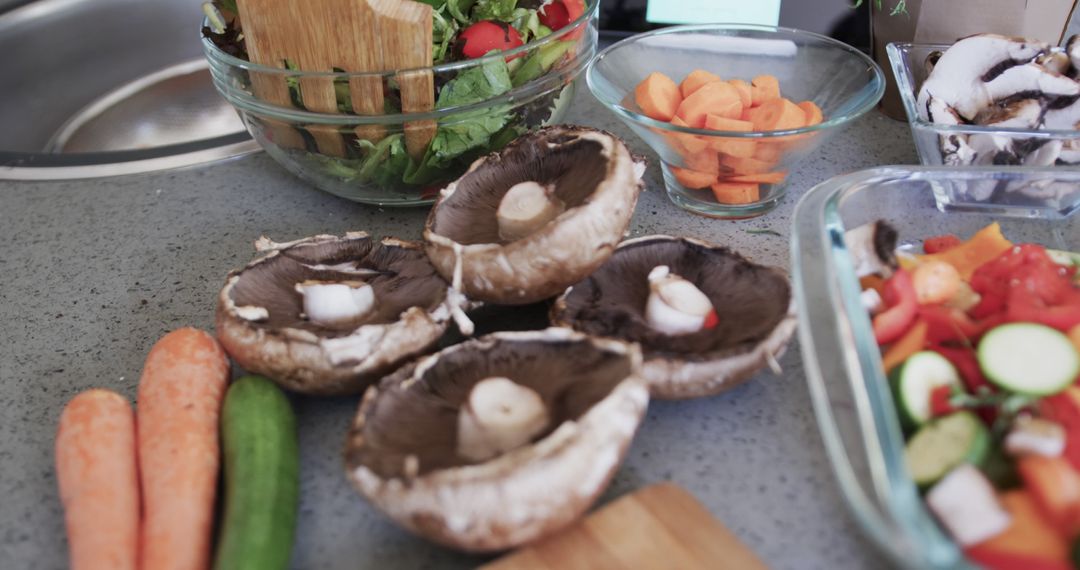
[457,377,550,462]
[295,280,375,327]
[496,181,565,242]
[645,265,717,336]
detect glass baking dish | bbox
[791,166,1080,569]
[887,42,1080,167]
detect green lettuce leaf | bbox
[472,0,518,21]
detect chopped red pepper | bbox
[923,234,962,254]
[967,243,1080,331]
[932,346,995,424]
[1042,388,1080,473]
[929,385,956,417]
[919,305,982,345]
[873,269,918,345]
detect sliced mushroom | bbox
[1067,34,1080,77]
[216,232,464,395]
[917,34,1049,121]
[424,126,644,305]
[985,63,1080,105]
[551,236,796,399]
[345,328,648,551]
[973,98,1042,129]
[845,220,899,278]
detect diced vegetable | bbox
[679,69,721,98]
[670,166,716,190]
[749,75,780,106]
[925,464,1010,547]
[675,81,741,128]
[1017,455,1080,535]
[634,72,682,122]
[138,328,230,570]
[919,305,982,345]
[912,260,962,305]
[55,390,140,570]
[745,98,805,131]
[873,269,918,345]
[921,222,1013,280]
[966,491,1071,570]
[882,320,928,374]
[1042,388,1080,472]
[978,323,1080,396]
[892,350,962,428]
[905,411,990,487]
[722,171,786,185]
[729,79,753,108]
[710,182,759,205]
[458,21,525,60]
[797,101,823,126]
[924,234,962,254]
[1005,416,1066,458]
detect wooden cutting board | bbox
[481,483,768,570]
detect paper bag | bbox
[873,0,1079,118]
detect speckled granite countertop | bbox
[0,86,917,569]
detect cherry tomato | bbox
[457,20,525,60]
[538,0,570,31]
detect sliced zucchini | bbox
[1047,249,1080,268]
[977,323,1080,396]
[905,411,990,488]
[890,351,962,429]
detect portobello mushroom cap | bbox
[423,126,644,305]
[345,328,648,552]
[551,236,797,399]
[216,232,460,395]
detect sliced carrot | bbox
[679,69,721,99]
[669,115,709,155]
[634,72,682,122]
[704,115,753,133]
[798,101,824,126]
[1018,455,1080,534]
[882,320,929,373]
[683,150,722,175]
[711,182,760,204]
[705,114,756,157]
[671,166,718,190]
[56,390,140,570]
[747,98,806,132]
[721,154,773,175]
[723,171,787,185]
[750,75,780,107]
[728,79,753,108]
[712,99,743,121]
[138,328,230,570]
[675,81,741,128]
[753,142,784,163]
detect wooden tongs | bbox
[234,0,436,160]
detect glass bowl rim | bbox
[585,23,886,139]
[888,41,1080,137]
[201,0,598,78]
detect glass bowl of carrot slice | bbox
[586,24,885,219]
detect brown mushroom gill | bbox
[347,339,634,479]
[427,136,609,246]
[228,239,447,336]
[558,240,791,357]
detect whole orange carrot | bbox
[55,389,140,570]
[137,327,230,570]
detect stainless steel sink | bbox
[0,0,258,178]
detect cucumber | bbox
[905,411,990,489]
[977,323,1080,396]
[213,376,299,570]
[889,351,962,429]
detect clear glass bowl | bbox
[586,24,884,219]
[202,2,598,207]
[791,166,1080,569]
[888,42,1080,167]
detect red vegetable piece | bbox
[538,0,570,31]
[919,305,981,345]
[923,235,962,254]
[965,491,1072,570]
[563,0,586,23]
[932,346,994,423]
[929,385,956,417]
[703,309,719,330]
[873,269,918,345]
[458,21,525,60]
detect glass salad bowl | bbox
[586,24,884,219]
[888,42,1080,168]
[202,0,598,207]
[791,166,1080,569]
